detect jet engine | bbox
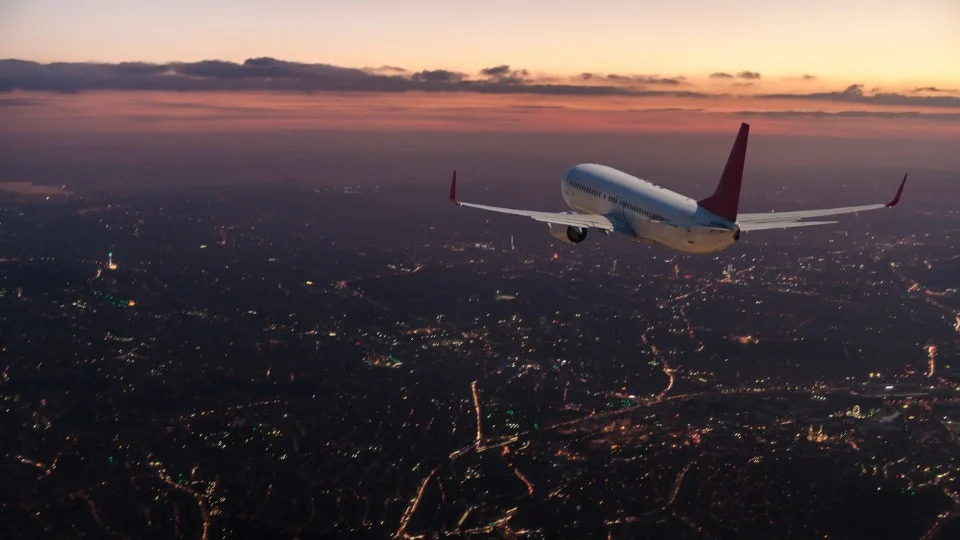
[547,223,588,244]
[732,225,741,241]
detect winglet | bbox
[449,170,461,205]
[885,173,908,207]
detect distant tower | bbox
[672,264,680,280]
[107,251,117,270]
[510,235,515,251]
[611,259,618,273]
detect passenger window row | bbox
[570,180,664,221]
[620,200,664,221]
[570,181,599,197]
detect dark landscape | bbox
[1,153,958,538]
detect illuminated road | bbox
[921,486,960,540]
[150,457,211,540]
[667,460,695,507]
[652,349,675,401]
[513,468,535,496]
[393,466,438,539]
[471,380,483,445]
[926,344,937,378]
[639,333,675,402]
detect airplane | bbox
[448,123,907,254]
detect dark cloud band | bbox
[0,58,705,97]
[1,58,957,109]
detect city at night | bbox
[2,1,959,538]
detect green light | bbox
[108,456,114,464]
[108,252,113,256]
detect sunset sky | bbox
[3,0,958,83]
[1,0,958,137]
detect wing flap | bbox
[657,221,733,233]
[740,220,838,232]
[738,204,886,223]
[460,202,615,230]
[450,171,614,231]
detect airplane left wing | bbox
[449,171,615,231]
[737,174,907,232]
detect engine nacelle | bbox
[547,223,588,244]
[732,225,741,241]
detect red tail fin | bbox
[698,123,749,221]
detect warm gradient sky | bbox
[1,0,958,138]
[2,0,958,83]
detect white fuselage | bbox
[562,164,740,254]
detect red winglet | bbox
[449,170,461,205]
[885,173,908,207]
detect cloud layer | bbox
[758,83,960,108]
[0,58,703,97]
[2,58,958,111]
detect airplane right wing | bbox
[449,171,615,231]
[738,220,839,231]
[737,174,907,232]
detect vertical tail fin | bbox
[698,122,749,221]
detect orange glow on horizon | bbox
[1,90,958,140]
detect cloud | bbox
[137,100,277,114]
[0,57,388,93]
[0,58,713,98]
[1,59,956,112]
[507,104,566,110]
[410,69,466,84]
[731,110,960,122]
[479,65,529,85]
[758,83,960,108]
[802,74,817,80]
[606,74,685,85]
[480,65,512,78]
[841,83,863,96]
[628,108,706,113]
[0,97,44,106]
[913,86,957,93]
[731,82,754,88]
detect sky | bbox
[2,0,958,83]
[1,0,958,141]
